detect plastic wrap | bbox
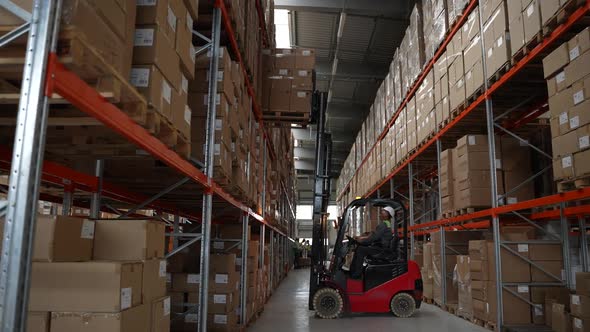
[407,4,426,90]
[455,255,473,319]
[423,0,449,62]
[447,0,470,26]
[392,49,403,112]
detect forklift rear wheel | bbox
[313,288,343,319]
[390,292,416,318]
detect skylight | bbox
[274,9,291,48]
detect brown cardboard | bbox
[130,65,173,120]
[456,134,490,155]
[553,154,575,180]
[510,14,525,56]
[195,47,231,69]
[172,273,201,292]
[523,0,541,44]
[151,296,171,332]
[469,240,490,261]
[540,0,560,25]
[572,294,590,319]
[0,215,94,262]
[93,219,165,260]
[531,260,564,282]
[210,254,236,273]
[568,27,590,64]
[171,89,191,139]
[530,244,563,261]
[175,6,196,79]
[573,317,590,332]
[207,312,238,332]
[547,70,568,97]
[50,304,149,332]
[27,312,49,332]
[143,259,167,303]
[544,43,570,79]
[565,48,590,88]
[553,303,572,332]
[209,271,239,293]
[136,0,177,42]
[183,0,199,20]
[577,272,590,295]
[574,149,590,177]
[133,24,181,91]
[294,48,316,69]
[208,292,237,314]
[290,90,312,113]
[30,262,142,312]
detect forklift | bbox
[308,92,422,319]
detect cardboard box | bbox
[131,65,173,120]
[0,215,94,262]
[171,90,191,139]
[208,292,237,314]
[553,303,572,332]
[544,43,570,78]
[574,317,590,332]
[572,294,590,318]
[151,296,171,332]
[290,90,312,113]
[175,5,195,79]
[209,271,239,293]
[172,273,200,292]
[577,272,590,295]
[295,48,316,69]
[540,0,561,25]
[136,0,178,42]
[133,24,181,91]
[523,0,541,44]
[207,312,238,332]
[27,312,49,332]
[565,47,590,88]
[93,219,165,260]
[531,260,564,282]
[529,244,563,261]
[210,253,237,273]
[472,281,532,324]
[143,259,167,303]
[50,304,149,331]
[30,262,142,312]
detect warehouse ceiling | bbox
[275,0,414,203]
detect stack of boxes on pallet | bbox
[544,27,590,188]
[261,48,316,123]
[421,228,569,327]
[569,273,590,332]
[438,134,533,215]
[337,0,578,204]
[7,217,168,331]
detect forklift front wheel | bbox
[313,287,344,319]
[390,292,416,318]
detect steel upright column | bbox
[436,140,446,305]
[580,216,589,272]
[198,7,222,332]
[408,162,414,260]
[239,213,249,325]
[90,159,104,219]
[61,181,73,216]
[560,203,573,288]
[477,4,503,328]
[0,1,60,331]
[269,230,274,289]
[173,214,180,249]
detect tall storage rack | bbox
[337,0,590,330]
[0,1,294,331]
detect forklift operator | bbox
[350,206,394,278]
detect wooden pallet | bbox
[471,317,497,331]
[557,175,590,192]
[423,297,434,304]
[487,61,511,86]
[542,0,587,36]
[466,86,483,105]
[511,31,543,66]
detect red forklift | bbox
[307,93,422,319]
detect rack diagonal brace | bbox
[0,0,31,21]
[501,243,562,282]
[0,22,30,48]
[118,177,190,219]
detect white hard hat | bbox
[383,206,395,218]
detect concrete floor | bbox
[248,268,488,332]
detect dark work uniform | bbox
[351,219,393,278]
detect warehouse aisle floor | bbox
[248,268,488,332]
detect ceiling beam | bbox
[275,0,410,18]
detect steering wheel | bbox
[346,235,357,244]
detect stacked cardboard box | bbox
[21,218,168,332]
[544,28,590,182]
[447,0,470,26]
[422,0,449,62]
[571,273,590,332]
[208,254,240,332]
[482,0,511,80]
[416,70,436,145]
[456,255,473,319]
[434,51,451,129]
[448,22,466,111]
[422,243,435,299]
[400,4,426,98]
[463,8,484,99]
[261,48,315,115]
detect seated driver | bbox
[350,206,394,278]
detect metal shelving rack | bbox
[0,1,293,332]
[337,0,590,330]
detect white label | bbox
[297,91,307,98]
[573,90,585,105]
[534,304,543,316]
[130,68,150,87]
[468,135,476,145]
[162,81,172,104]
[214,241,225,249]
[570,116,580,129]
[467,70,472,79]
[185,314,199,323]
[182,75,188,93]
[214,294,227,304]
[187,274,200,284]
[302,50,311,56]
[163,297,171,316]
[526,4,534,17]
[575,318,583,329]
[556,71,566,84]
[137,0,156,5]
[166,273,172,283]
[167,6,177,31]
[559,112,568,125]
[281,49,292,54]
[187,13,193,30]
[570,46,580,61]
[507,197,517,204]
[495,159,502,169]
[80,220,95,239]
[562,156,573,168]
[487,48,493,58]
[159,261,167,277]
[235,257,242,266]
[573,295,581,305]
[215,274,229,284]
[134,29,154,46]
[278,69,288,75]
[517,285,529,293]
[580,135,589,149]
[463,24,468,32]
[298,70,308,77]
[215,119,223,130]
[184,106,191,125]
[214,314,228,324]
[518,244,529,253]
[497,36,503,47]
[120,287,132,310]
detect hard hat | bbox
[383,206,395,218]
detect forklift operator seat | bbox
[365,235,399,265]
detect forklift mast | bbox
[309,91,332,309]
